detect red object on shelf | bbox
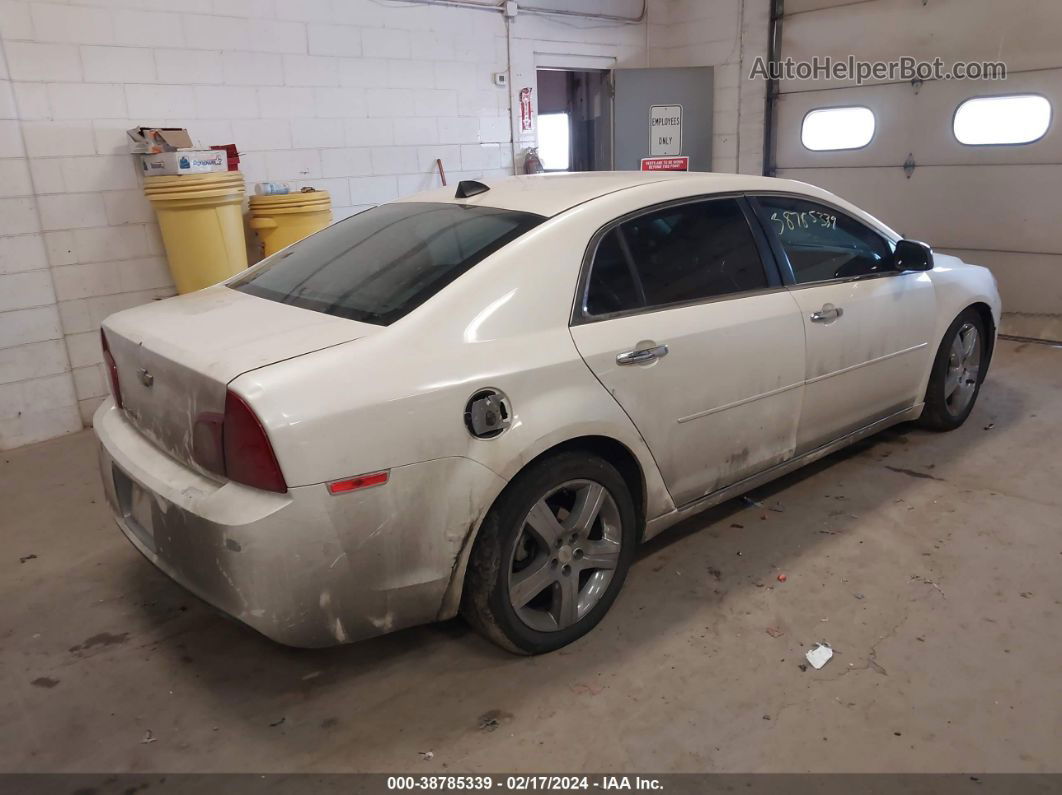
[211,144,240,171]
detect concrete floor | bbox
[2,339,1059,773]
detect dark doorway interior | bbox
[536,69,612,172]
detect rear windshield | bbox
[231,202,544,325]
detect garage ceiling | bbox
[770,0,1062,341]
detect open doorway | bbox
[536,69,612,172]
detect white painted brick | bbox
[370,146,417,175]
[434,60,477,89]
[410,31,455,61]
[195,85,259,118]
[104,190,154,226]
[291,117,343,149]
[30,3,113,45]
[392,116,436,146]
[77,397,101,427]
[412,88,457,117]
[0,374,77,419]
[338,57,386,88]
[156,48,224,84]
[66,329,103,368]
[263,148,321,180]
[314,87,365,118]
[57,298,92,335]
[319,146,371,178]
[187,120,235,148]
[458,88,501,117]
[0,83,16,121]
[0,339,69,385]
[71,363,105,401]
[20,121,95,157]
[125,84,196,119]
[37,193,108,231]
[284,54,340,87]
[29,158,64,194]
[0,233,49,274]
[117,256,171,292]
[479,115,510,143]
[292,176,349,206]
[212,0,275,18]
[258,86,314,118]
[460,142,502,172]
[92,119,139,156]
[416,144,460,173]
[0,306,62,350]
[387,59,434,89]
[51,261,120,301]
[43,230,77,266]
[344,117,393,147]
[275,0,329,21]
[0,0,34,40]
[181,12,247,50]
[114,10,186,47]
[72,224,152,263]
[223,51,283,86]
[11,83,49,121]
[0,158,33,198]
[248,18,306,54]
[308,23,362,57]
[81,46,157,84]
[5,42,81,82]
[0,270,55,312]
[0,403,82,449]
[397,172,439,197]
[437,116,479,144]
[48,83,127,120]
[347,175,399,205]
[0,197,39,236]
[362,27,410,59]
[364,88,412,118]
[231,118,291,150]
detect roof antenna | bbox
[455,179,489,199]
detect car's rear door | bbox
[749,194,936,452]
[569,196,806,507]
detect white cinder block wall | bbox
[0,0,765,450]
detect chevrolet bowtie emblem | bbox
[138,368,154,387]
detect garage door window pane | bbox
[953,95,1052,145]
[801,107,876,151]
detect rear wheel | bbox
[461,452,637,654]
[918,307,987,431]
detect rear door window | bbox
[584,198,769,317]
[231,202,544,325]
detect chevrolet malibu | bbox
[95,172,1000,653]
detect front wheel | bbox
[461,452,638,654]
[918,307,987,431]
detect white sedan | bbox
[95,172,1000,653]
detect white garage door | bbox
[771,0,1062,341]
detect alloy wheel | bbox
[944,322,981,415]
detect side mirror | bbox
[893,239,934,272]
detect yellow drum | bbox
[249,190,333,258]
[143,171,248,294]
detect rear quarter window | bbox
[231,202,544,325]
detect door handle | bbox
[617,344,669,366]
[810,304,844,323]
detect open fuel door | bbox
[612,66,714,171]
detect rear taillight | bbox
[100,329,123,408]
[192,390,287,493]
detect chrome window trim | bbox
[570,192,782,327]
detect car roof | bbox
[396,171,832,218]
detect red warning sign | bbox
[640,156,689,171]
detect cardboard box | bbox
[141,150,228,175]
[127,127,194,154]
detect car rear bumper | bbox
[94,400,506,648]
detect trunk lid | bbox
[102,286,379,473]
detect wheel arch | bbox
[967,300,997,379]
[436,433,652,621]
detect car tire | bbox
[918,307,988,431]
[461,451,638,654]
